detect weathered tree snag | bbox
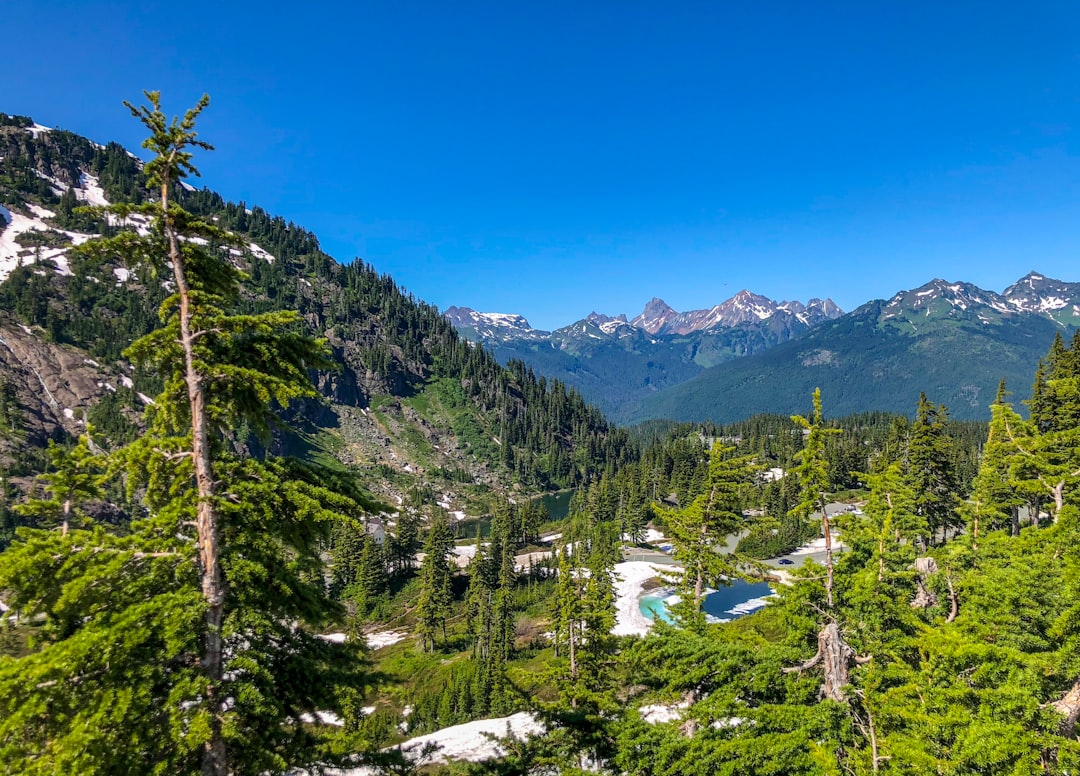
[945,568,958,623]
[783,621,871,702]
[1052,680,1080,736]
[910,557,939,610]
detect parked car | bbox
[778,558,795,565]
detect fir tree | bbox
[415,512,454,652]
[791,388,841,607]
[0,94,368,775]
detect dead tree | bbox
[783,621,871,702]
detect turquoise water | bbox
[538,490,573,520]
[640,579,775,625]
[640,592,676,624]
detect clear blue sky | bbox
[7,2,1080,329]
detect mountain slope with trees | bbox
[629,276,1079,424]
[0,110,633,507]
[445,294,843,422]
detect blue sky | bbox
[7,2,1080,329]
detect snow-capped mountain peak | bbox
[629,298,678,334]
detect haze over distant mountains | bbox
[446,273,1080,424]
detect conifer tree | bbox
[906,393,961,545]
[791,388,841,607]
[15,435,102,537]
[415,512,454,652]
[665,442,755,628]
[0,94,368,776]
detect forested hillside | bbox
[631,286,1076,424]
[0,111,633,502]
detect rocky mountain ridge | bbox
[631,271,1080,424]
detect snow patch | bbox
[317,632,348,644]
[77,173,109,207]
[120,375,134,389]
[364,712,543,769]
[639,701,690,724]
[299,711,344,727]
[613,561,679,637]
[247,242,275,263]
[365,629,407,649]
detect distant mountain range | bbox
[447,273,1080,424]
[445,292,843,422]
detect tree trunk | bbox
[820,495,834,608]
[1055,680,1080,736]
[162,179,227,776]
[783,621,868,702]
[1010,505,1020,537]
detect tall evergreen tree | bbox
[0,94,368,776]
[415,512,454,652]
[791,388,841,607]
[906,393,961,545]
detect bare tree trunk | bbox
[821,495,834,608]
[62,497,70,538]
[1053,482,1065,522]
[945,569,958,623]
[1010,505,1020,537]
[1053,680,1080,736]
[161,178,227,776]
[783,621,870,702]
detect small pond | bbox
[640,578,776,625]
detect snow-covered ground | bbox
[622,528,667,543]
[612,561,680,637]
[364,629,408,650]
[788,536,845,556]
[639,701,689,723]
[315,629,408,650]
[300,710,344,726]
[0,203,92,281]
[325,712,544,773]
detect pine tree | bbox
[0,94,369,775]
[14,435,102,537]
[791,388,842,608]
[906,393,961,545]
[354,533,388,616]
[665,442,755,628]
[415,512,454,652]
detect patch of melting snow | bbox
[365,629,408,649]
[247,242,275,263]
[320,712,545,772]
[639,701,690,724]
[26,203,55,219]
[299,711,344,727]
[137,392,155,405]
[77,173,110,207]
[613,561,680,637]
[120,375,134,389]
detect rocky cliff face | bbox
[0,314,133,463]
